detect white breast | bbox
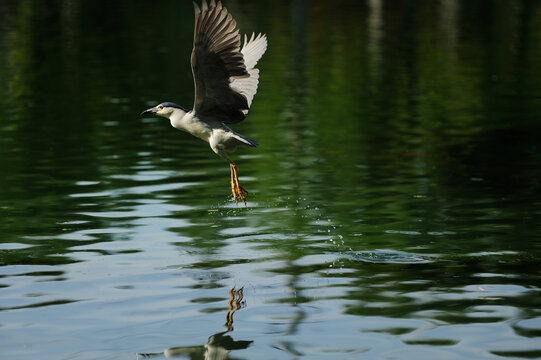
[170,111,212,143]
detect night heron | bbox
[141,0,267,204]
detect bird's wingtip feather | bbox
[193,1,201,14]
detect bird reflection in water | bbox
[138,287,251,359]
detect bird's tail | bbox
[233,132,259,147]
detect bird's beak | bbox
[140,106,157,116]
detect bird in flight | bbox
[141,0,267,204]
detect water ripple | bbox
[344,249,435,264]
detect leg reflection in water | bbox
[138,287,252,359]
[225,287,245,332]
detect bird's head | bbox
[140,102,187,119]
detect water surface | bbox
[1,1,541,359]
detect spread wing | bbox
[231,33,267,115]
[192,0,251,124]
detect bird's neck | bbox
[170,110,212,143]
[169,109,188,128]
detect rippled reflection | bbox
[139,288,251,359]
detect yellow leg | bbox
[229,163,248,205]
[230,164,236,201]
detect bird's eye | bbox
[158,105,164,110]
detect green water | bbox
[1,1,541,359]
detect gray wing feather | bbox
[191,0,251,124]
